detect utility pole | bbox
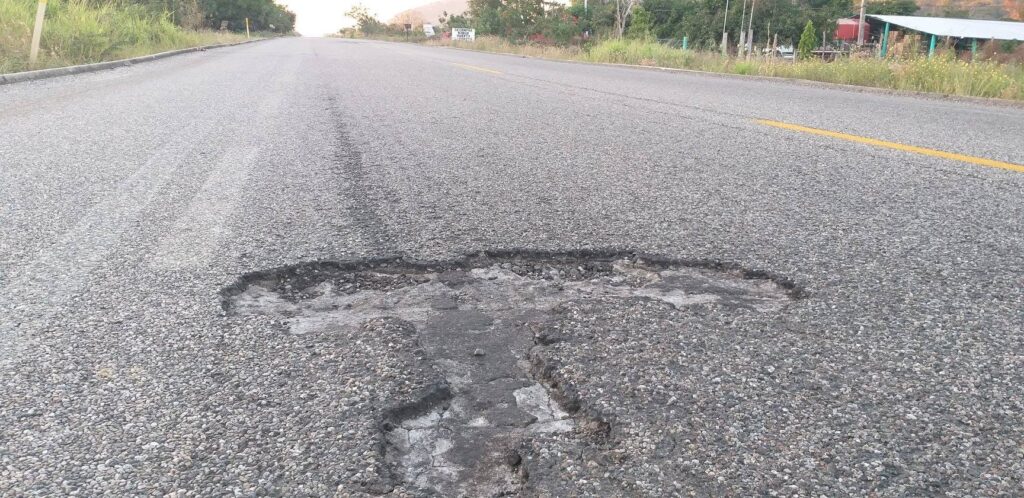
[721,0,731,55]
[738,0,747,54]
[746,0,756,58]
[584,0,590,39]
[857,0,867,45]
[29,0,47,66]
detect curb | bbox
[424,42,1024,110]
[0,38,267,86]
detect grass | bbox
[0,0,250,74]
[426,35,584,60]
[425,36,1024,101]
[761,57,1024,100]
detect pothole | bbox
[222,251,798,495]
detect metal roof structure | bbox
[866,15,1024,41]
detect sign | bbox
[423,24,435,37]
[404,23,412,31]
[452,28,476,41]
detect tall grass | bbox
[761,57,1023,100]
[0,0,249,74]
[427,36,1024,101]
[425,35,584,59]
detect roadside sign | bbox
[404,23,412,32]
[452,28,475,42]
[423,24,435,37]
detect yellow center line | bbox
[451,62,502,75]
[755,119,1024,174]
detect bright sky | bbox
[278,0,426,36]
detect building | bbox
[866,14,1024,57]
[835,18,871,42]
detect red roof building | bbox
[835,18,871,42]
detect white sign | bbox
[451,28,475,41]
[423,24,435,37]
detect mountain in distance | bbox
[914,0,1023,20]
[390,0,469,26]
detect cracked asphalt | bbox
[1,37,1023,496]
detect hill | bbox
[389,0,468,26]
[914,0,1022,20]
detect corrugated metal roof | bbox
[867,15,1024,41]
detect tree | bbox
[438,10,471,29]
[392,11,425,28]
[467,0,545,38]
[567,0,616,37]
[614,0,638,38]
[866,0,920,15]
[346,4,384,35]
[616,0,807,49]
[465,0,576,40]
[129,0,205,29]
[534,7,581,44]
[627,5,653,39]
[200,0,295,32]
[797,20,817,59]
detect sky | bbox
[278,0,427,36]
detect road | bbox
[1,37,1023,496]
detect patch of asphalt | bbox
[0,38,271,86]
[220,251,798,495]
[1,37,1023,496]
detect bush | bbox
[733,61,756,75]
[585,38,689,67]
[626,5,652,41]
[535,10,579,44]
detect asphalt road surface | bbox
[1,38,1023,496]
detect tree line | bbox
[349,0,920,48]
[113,0,295,32]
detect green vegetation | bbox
[626,5,653,40]
[199,0,294,33]
[864,0,919,15]
[427,36,1024,100]
[0,0,294,74]
[349,0,1024,101]
[345,0,926,49]
[346,5,386,36]
[797,20,817,60]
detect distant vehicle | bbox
[764,45,795,60]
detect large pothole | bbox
[221,251,798,495]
